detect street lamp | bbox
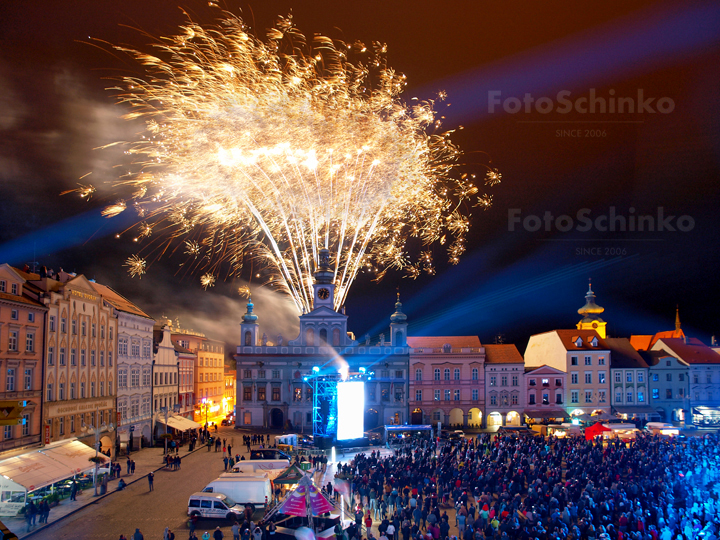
[81,419,114,497]
[201,398,209,428]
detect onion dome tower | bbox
[576,280,607,339]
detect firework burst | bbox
[100,9,498,312]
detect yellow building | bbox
[171,328,225,427]
[223,367,236,419]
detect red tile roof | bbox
[603,338,649,369]
[484,344,524,364]
[654,338,720,365]
[90,282,153,319]
[407,336,481,348]
[546,329,608,351]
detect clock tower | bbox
[313,248,335,310]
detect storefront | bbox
[0,439,109,516]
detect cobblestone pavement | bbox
[7,431,459,540]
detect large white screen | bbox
[336,381,364,440]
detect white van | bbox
[230,459,289,481]
[188,492,245,520]
[202,474,272,511]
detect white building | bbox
[152,324,179,441]
[91,283,155,451]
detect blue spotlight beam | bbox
[415,2,720,124]
[0,208,137,266]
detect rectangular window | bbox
[571,356,578,366]
[472,368,478,381]
[271,387,280,401]
[24,369,32,390]
[454,390,460,401]
[434,390,440,401]
[571,390,579,404]
[585,372,592,384]
[8,331,18,352]
[26,333,34,352]
[472,389,478,400]
[415,369,422,381]
[584,356,592,366]
[585,390,592,403]
[415,389,422,401]
[6,369,15,391]
[571,373,578,385]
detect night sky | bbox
[1,1,719,352]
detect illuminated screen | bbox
[336,381,364,440]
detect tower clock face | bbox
[318,288,330,300]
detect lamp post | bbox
[159,406,169,455]
[201,398,209,428]
[81,419,115,497]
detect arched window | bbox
[306,328,315,346]
[332,328,340,346]
[319,328,328,344]
[244,331,252,346]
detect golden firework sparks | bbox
[102,9,499,312]
[200,273,216,289]
[60,183,96,200]
[238,285,251,299]
[124,255,146,278]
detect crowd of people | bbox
[327,431,720,540]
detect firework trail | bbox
[96,9,499,313]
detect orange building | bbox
[0,265,47,455]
